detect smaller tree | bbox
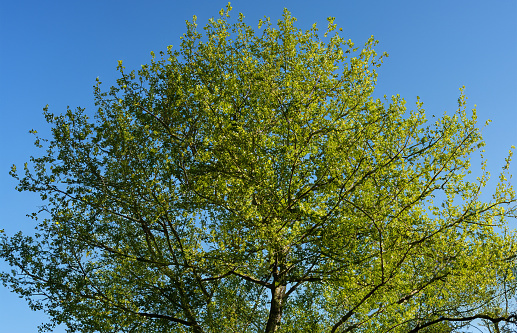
[2,5,517,333]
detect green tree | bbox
[2,4,517,333]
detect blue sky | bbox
[1,0,516,332]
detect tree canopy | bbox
[2,4,517,333]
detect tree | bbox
[2,4,517,333]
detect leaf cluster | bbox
[2,4,517,333]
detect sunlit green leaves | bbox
[1,4,516,333]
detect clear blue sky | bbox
[1,1,515,332]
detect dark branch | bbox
[138,312,195,326]
[408,314,517,333]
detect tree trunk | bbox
[265,284,286,333]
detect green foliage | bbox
[2,4,517,333]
